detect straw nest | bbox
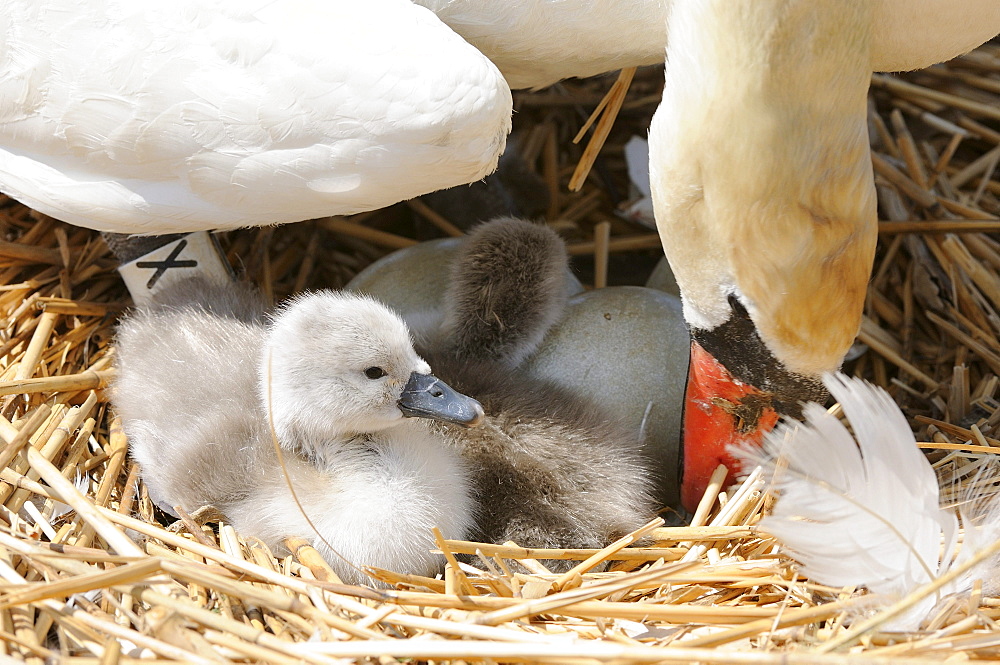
[1,47,1000,664]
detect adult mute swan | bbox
[11,0,1000,514]
[649,1,1000,511]
[0,0,511,234]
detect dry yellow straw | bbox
[592,220,611,289]
[569,67,636,191]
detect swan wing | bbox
[0,0,511,232]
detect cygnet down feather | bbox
[115,218,655,583]
[114,277,482,586]
[424,218,657,567]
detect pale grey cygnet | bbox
[114,277,482,586]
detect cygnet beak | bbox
[398,372,485,427]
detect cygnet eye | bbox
[364,366,387,380]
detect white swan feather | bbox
[739,374,1000,630]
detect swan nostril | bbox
[430,388,444,398]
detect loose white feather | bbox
[736,373,1000,630]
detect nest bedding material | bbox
[0,48,1000,661]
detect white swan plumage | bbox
[739,373,1000,631]
[645,0,1000,510]
[421,0,1000,89]
[3,0,996,239]
[0,0,511,233]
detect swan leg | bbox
[104,232,233,304]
